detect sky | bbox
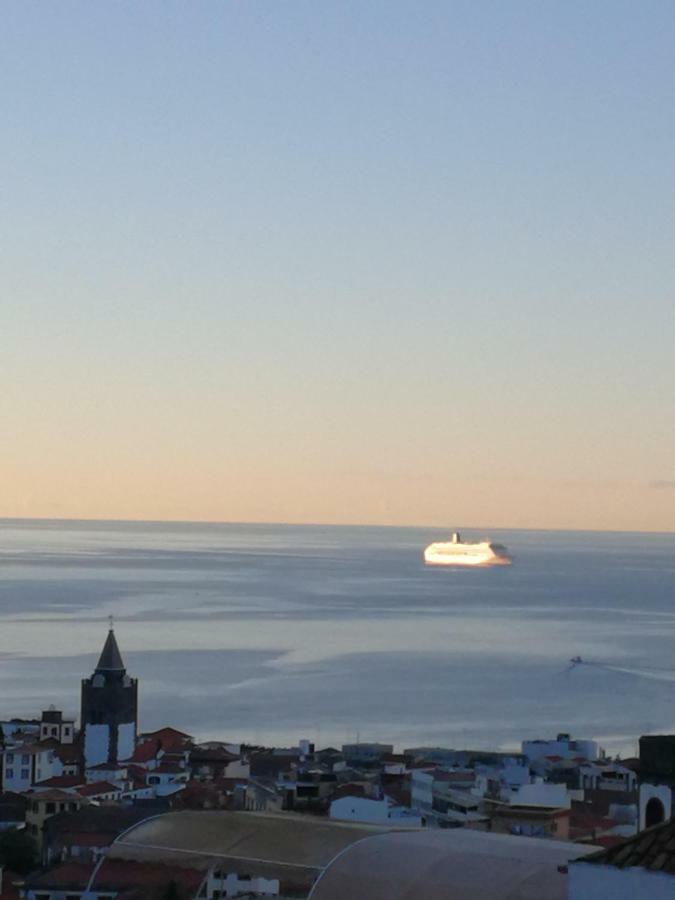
[2,1,675,531]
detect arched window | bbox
[646,797,666,829]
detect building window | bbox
[21,769,30,780]
[46,802,56,814]
[646,797,666,829]
[5,753,14,764]
[21,754,30,765]
[6,769,13,779]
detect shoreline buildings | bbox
[1,627,675,898]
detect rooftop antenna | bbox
[108,614,114,631]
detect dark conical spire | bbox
[96,626,126,672]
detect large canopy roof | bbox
[110,810,395,889]
[308,829,599,900]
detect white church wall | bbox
[84,724,110,767]
[118,722,136,762]
[569,862,675,899]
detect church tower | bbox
[81,624,138,767]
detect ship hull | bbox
[423,542,511,567]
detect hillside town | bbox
[1,627,675,898]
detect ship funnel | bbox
[452,532,460,543]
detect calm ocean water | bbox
[1,519,674,756]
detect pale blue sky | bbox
[2,1,675,529]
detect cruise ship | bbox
[423,532,511,567]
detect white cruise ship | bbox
[423,532,511,567]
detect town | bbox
[0,626,673,898]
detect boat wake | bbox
[568,657,675,683]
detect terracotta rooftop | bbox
[94,858,204,893]
[127,739,161,763]
[43,805,164,840]
[78,781,119,797]
[34,775,84,789]
[25,789,83,802]
[26,861,95,889]
[578,819,675,874]
[190,746,239,761]
[0,869,21,899]
[62,831,116,847]
[140,727,193,750]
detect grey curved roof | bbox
[309,829,599,900]
[109,810,397,889]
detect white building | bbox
[500,780,571,809]
[330,795,421,827]
[206,868,279,897]
[39,709,75,745]
[411,769,486,828]
[579,761,637,793]
[522,733,600,763]
[2,743,63,793]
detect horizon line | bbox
[1,514,674,538]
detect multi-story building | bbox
[2,743,63,793]
[39,708,75,745]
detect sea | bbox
[1,518,674,757]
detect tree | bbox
[161,880,181,900]
[0,827,38,875]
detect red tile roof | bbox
[127,739,161,764]
[139,727,193,751]
[34,775,84,789]
[27,861,95,888]
[592,834,628,849]
[190,747,239,762]
[24,789,82,802]
[78,781,119,797]
[579,819,675,872]
[94,858,204,893]
[63,831,115,847]
[0,870,21,900]
[52,742,82,763]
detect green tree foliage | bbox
[0,827,38,875]
[161,880,181,900]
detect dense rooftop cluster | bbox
[1,630,675,899]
